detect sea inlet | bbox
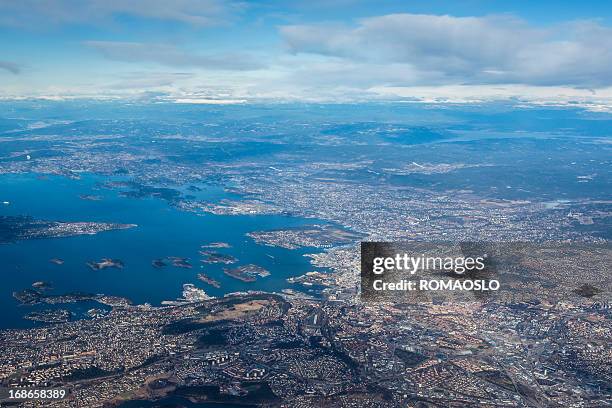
[0,173,326,329]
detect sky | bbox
[2,0,612,106]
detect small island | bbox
[32,281,53,291]
[197,273,221,288]
[200,251,238,264]
[13,289,43,305]
[87,258,124,271]
[152,258,167,268]
[201,242,232,249]
[168,257,192,269]
[0,215,137,244]
[223,264,270,283]
[79,194,102,201]
[152,257,194,269]
[13,289,99,305]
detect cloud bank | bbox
[3,7,612,107]
[281,14,612,88]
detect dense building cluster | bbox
[1,290,610,407]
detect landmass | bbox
[198,273,221,288]
[223,264,270,283]
[24,309,72,324]
[32,281,52,291]
[167,257,192,269]
[247,224,363,250]
[0,103,610,407]
[13,289,126,308]
[12,289,42,305]
[287,271,334,290]
[151,258,167,268]
[152,257,193,269]
[179,199,284,216]
[0,216,137,243]
[181,283,212,302]
[87,258,124,271]
[0,215,136,244]
[200,251,238,264]
[2,291,610,407]
[87,308,109,318]
[79,194,102,201]
[574,283,602,297]
[201,242,232,249]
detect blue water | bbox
[0,173,323,329]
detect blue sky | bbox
[2,0,612,105]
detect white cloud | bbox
[172,98,246,104]
[85,41,264,71]
[3,9,612,108]
[0,0,239,27]
[370,83,612,105]
[0,60,20,74]
[280,14,612,88]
